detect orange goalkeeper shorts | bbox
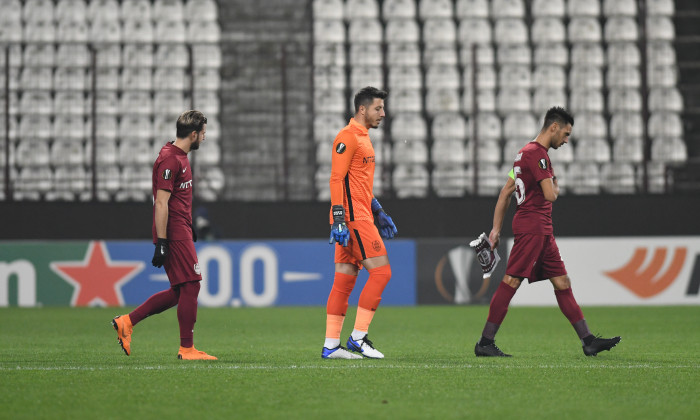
[334,219,387,268]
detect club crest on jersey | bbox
[538,158,548,169]
[335,143,346,154]
[162,169,172,180]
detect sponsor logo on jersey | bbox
[182,167,187,173]
[179,180,193,189]
[194,262,201,275]
[538,158,547,169]
[162,169,172,180]
[363,155,375,164]
[372,240,382,252]
[335,143,346,154]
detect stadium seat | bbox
[532,18,566,44]
[612,137,644,163]
[418,0,454,20]
[496,44,531,65]
[314,66,345,90]
[344,0,380,19]
[646,161,668,194]
[497,88,531,114]
[0,20,22,42]
[610,112,644,139]
[456,0,489,18]
[23,0,54,22]
[88,0,120,21]
[1,0,21,22]
[121,92,153,115]
[503,139,527,163]
[475,113,502,140]
[423,43,459,66]
[391,113,427,142]
[608,88,642,113]
[648,112,683,138]
[385,19,420,43]
[392,139,428,164]
[95,68,119,90]
[601,162,637,194]
[94,44,121,68]
[19,115,52,138]
[185,0,218,21]
[20,45,51,69]
[568,18,602,43]
[383,0,416,19]
[313,0,343,19]
[548,140,574,164]
[192,44,222,68]
[23,20,55,43]
[491,0,524,18]
[533,65,566,88]
[569,65,603,89]
[386,43,421,66]
[432,113,468,141]
[350,43,382,66]
[123,20,154,43]
[462,88,496,113]
[153,0,184,21]
[603,0,636,16]
[90,19,121,43]
[463,65,496,89]
[567,0,599,16]
[574,112,608,139]
[391,89,422,113]
[158,68,191,90]
[19,92,52,115]
[571,43,605,67]
[119,139,156,165]
[647,42,676,66]
[575,138,611,162]
[118,115,154,140]
[121,0,152,21]
[348,19,383,43]
[51,139,86,166]
[503,112,537,140]
[16,139,50,167]
[499,65,531,88]
[153,44,187,68]
[494,19,528,44]
[432,164,467,197]
[197,167,225,201]
[647,16,675,41]
[121,67,153,91]
[534,43,568,66]
[315,140,333,165]
[426,65,460,89]
[466,138,502,164]
[54,115,89,139]
[54,92,86,115]
[388,66,422,90]
[392,164,429,198]
[350,66,383,90]
[153,92,186,116]
[314,113,345,142]
[55,68,88,91]
[95,116,118,139]
[197,142,220,165]
[649,88,683,112]
[457,18,492,45]
[20,68,52,90]
[473,163,503,195]
[56,44,90,68]
[16,166,53,200]
[566,162,601,194]
[56,20,88,42]
[426,89,461,115]
[314,20,345,43]
[459,44,495,66]
[532,0,565,17]
[118,165,151,200]
[52,165,89,197]
[423,19,457,44]
[607,66,641,88]
[314,89,346,114]
[607,42,640,66]
[156,21,187,43]
[651,137,687,163]
[647,65,678,88]
[647,0,675,16]
[605,17,639,42]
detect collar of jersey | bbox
[349,118,369,135]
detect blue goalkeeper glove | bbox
[329,205,350,247]
[371,198,397,239]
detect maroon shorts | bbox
[506,233,567,283]
[164,240,202,285]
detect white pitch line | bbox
[1,364,698,371]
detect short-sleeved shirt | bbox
[512,141,554,234]
[329,118,376,223]
[152,142,193,242]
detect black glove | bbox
[152,238,169,267]
[192,227,198,243]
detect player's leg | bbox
[322,261,362,359]
[111,284,180,356]
[175,280,216,360]
[475,275,521,357]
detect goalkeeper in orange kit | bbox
[322,86,397,359]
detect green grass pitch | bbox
[1,305,698,419]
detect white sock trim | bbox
[351,329,367,341]
[324,338,340,349]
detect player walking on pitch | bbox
[474,107,621,357]
[323,86,398,359]
[112,110,217,360]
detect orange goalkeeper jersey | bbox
[329,118,375,223]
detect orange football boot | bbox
[111,315,133,356]
[177,346,218,360]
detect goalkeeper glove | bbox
[329,205,350,247]
[469,233,500,279]
[152,238,169,268]
[371,198,398,239]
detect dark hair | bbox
[353,86,388,113]
[542,106,574,130]
[176,110,207,139]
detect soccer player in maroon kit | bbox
[112,110,217,360]
[474,107,621,357]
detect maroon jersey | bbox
[152,142,194,242]
[512,141,554,234]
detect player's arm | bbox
[489,174,516,250]
[328,133,357,246]
[539,176,559,202]
[152,189,171,267]
[371,197,397,239]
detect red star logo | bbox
[51,241,144,307]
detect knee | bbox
[503,276,522,290]
[552,275,571,290]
